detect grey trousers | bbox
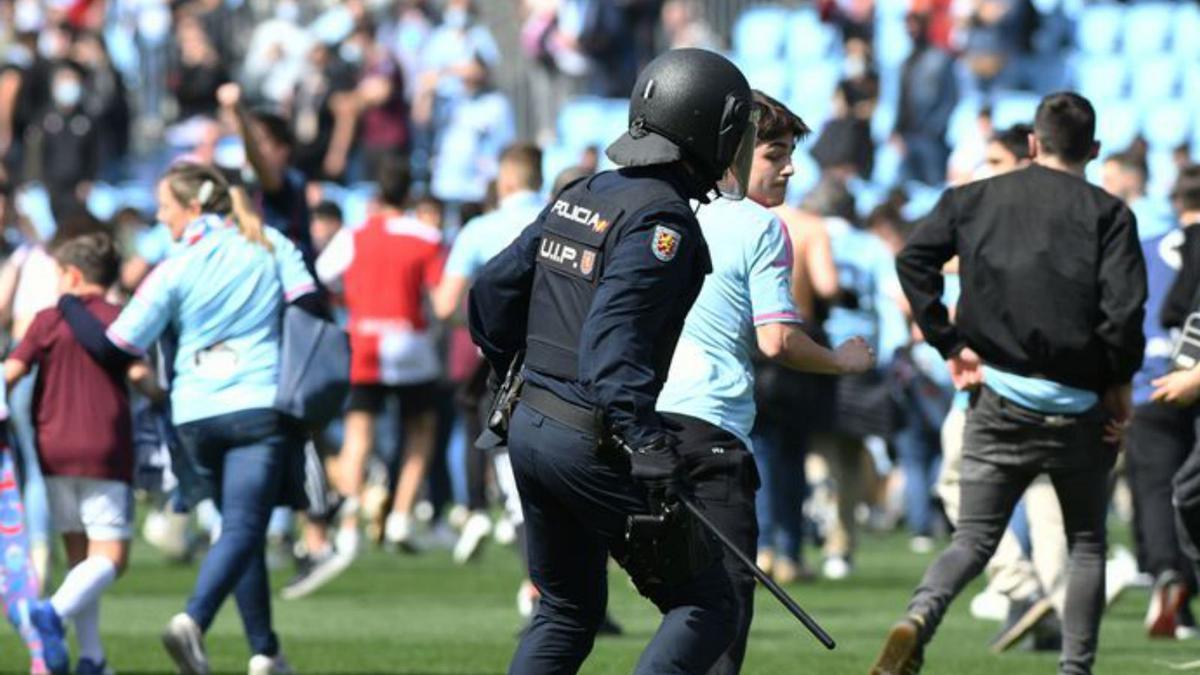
[908,386,1116,675]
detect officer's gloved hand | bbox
[627,435,680,505]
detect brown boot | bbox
[869,615,925,675]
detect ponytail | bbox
[229,186,273,252]
[162,161,273,251]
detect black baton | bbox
[678,495,837,650]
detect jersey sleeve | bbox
[749,216,801,326]
[107,261,178,355]
[9,309,50,365]
[268,228,318,301]
[315,227,354,290]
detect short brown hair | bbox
[499,143,543,192]
[53,232,119,288]
[751,90,811,145]
[1173,164,1200,212]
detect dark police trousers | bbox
[506,403,736,675]
[663,413,760,675]
[907,386,1115,675]
[1171,410,1200,589]
[1127,402,1196,584]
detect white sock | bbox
[73,598,105,662]
[50,556,117,619]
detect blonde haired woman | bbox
[58,162,317,674]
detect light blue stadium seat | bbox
[1142,100,1191,151]
[872,99,899,144]
[1122,3,1174,59]
[945,96,983,150]
[317,182,348,213]
[876,0,909,20]
[1130,55,1179,102]
[788,63,840,130]
[1182,62,1200,104]
[1173,3,1200,59]
[344,182,377,230]
[13,184,55,241]
[1076,4,1124,55]
[557,97,626,152]
[1146,149,1178,197]
[86,183,120,222]
[115,182,157,216]
[732,5,791,61]
[786,8,839,62]
[1093,100,1141,152]
[872,143,903,190]
[786,152,820,205]
[991,91,1041,129]
[848,178,888,217]
[540,144,579,197]
[738,59,790,101]
[901,183,944,221]
[1073,55,1127,102]
[875,19,912,69]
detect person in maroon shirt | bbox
[4,232,161,674]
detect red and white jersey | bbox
[318,213,445,385]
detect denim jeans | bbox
[175,408,289,657]
[893,403,942,537]
[907,387,1115,675]
[753,419,808,563]
[8,372,50,546]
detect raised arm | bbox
[217,83,283,194]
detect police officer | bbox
[468,49,757,675]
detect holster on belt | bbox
[475,352,525,451]
[619,488,719,603]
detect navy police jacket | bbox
[468,166,712,449]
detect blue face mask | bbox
[443,8,469,28]
[52,80,83,109]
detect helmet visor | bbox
[715,108,760,201]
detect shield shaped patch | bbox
[652,225,681,262]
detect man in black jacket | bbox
[870,92,1146,675]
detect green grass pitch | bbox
[1,528,1194,674]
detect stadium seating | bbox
[732,5,791,61]
[990,91,1042,129]
[785,8,839,62]
[1093,100,1141,152]
[738,59,790,101]
[788,63,840,131]
[1173,2,1200,59]
[1129,55,1180,102]
[1073,55,1128,102]
[1142,101,1191,151]
[1075,3,1124,55]
[1122,3,1175,59]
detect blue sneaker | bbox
[74,657,111,675]
[30,600,69,674]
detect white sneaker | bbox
[1105,546,1140,607]
[493,516,517,546]
[384,513,416,552]
[453,512,493,564]
[162,613,209,675]
[248,653,294,675]
[969,589,1011,622]
[334,527,360,560]
[516,580,539,619]
[909,536,935,555]
[822,556,852,581]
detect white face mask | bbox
[845,56,867,79]
[339,42,364,64]
[443,8,469,28]
[52,79,83,108]
[275,0,300,22]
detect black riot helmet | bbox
[606,48,758,200]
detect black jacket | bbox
[897,164,1147,393]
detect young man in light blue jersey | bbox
[656,90,874,675]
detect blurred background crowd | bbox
[0,0,1197,648]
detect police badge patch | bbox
[652,225,681,262]
[580,250,596,276]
